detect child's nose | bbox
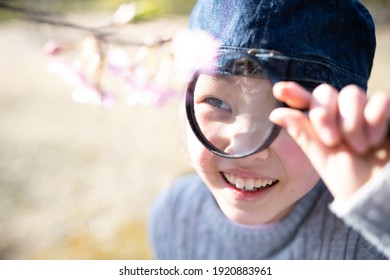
[224,133,251,154]
[223,134,270,160]
[223,114,269,157]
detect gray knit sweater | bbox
[149,165,390,259]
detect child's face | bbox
[186,77,320,226]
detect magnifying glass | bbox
[186,49,390,159]
[185,50,294,159]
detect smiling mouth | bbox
[222,172,279,192]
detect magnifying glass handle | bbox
[387,123,390,139]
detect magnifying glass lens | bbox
[193,74,277,156]
[187,52,282,158]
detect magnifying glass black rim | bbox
[185,55,284,159]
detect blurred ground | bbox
[0,13,389,260]
[369,24,390,95]
[0,14,192,259]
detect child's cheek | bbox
[186,125,214,171]
[274,131,319,188]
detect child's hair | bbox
[189,0,376,91]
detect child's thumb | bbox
[269,107,324,157]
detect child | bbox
[149,0,390,259]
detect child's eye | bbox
[205,97,231,111]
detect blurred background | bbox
[0,0,389,259]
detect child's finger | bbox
[338,85,369,154]
[364,92,390,147]
[309,84,341,147]
[272,81,311,109]
[269,107,323,156]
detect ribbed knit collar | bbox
[201,180,327,258]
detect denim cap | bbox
[189,0,376,90]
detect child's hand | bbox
[270,82,390,201]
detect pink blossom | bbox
[172,29,220,77]
[48,59,84,87]
[43,40,67,55]
[44,10,221,108]
[72,84,116,108]
[48,59,116,107]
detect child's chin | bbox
[219,205,268,226]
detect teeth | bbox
[236,178,245,190]
[223,172,277,191]
[246,178,255,190]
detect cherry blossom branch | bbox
[1,1,219,107]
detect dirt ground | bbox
[0,14,389,259]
